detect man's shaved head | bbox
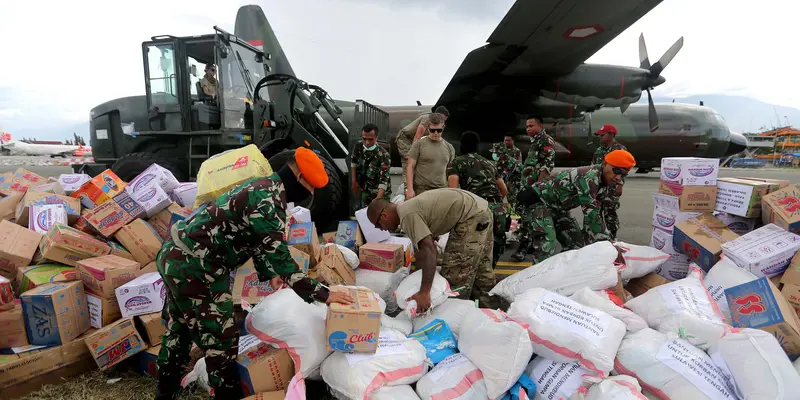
[367,198,400,232]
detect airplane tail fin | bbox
[0,132,11,144]
[235,5,296,77]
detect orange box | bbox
[71,169,126,209]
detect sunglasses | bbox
[373,206,386,228]
[429,128,444,133]
[612,167,628,177]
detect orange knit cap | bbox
[295,147,329,188]
[604,150,636,169]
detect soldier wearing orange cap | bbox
[592,124,628,240]
[516,149,636,263]
[153,147,353,400]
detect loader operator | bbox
[515,149,636,263]
[395,105,450,185]
[367,188,507,313]
[154,147,354,400]
[591,124,627,240]
[200,63,219,103]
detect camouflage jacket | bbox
[351,140,392,195]
[592,141,628,184]
[521,130,556,182]
[174,174,327,303]
[491,143,523,184]
[532,165,610,242]
[447,153,503,201]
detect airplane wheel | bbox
[112,152,188,183]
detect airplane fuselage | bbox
[0,141,83,157]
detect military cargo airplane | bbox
[236,0,747,171]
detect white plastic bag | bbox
[416,353,489,400]
[458,308,533,399]
[392,183,405,204]
[411,298,477,339]
[321,328,428,400]
[703,257,757,324]
[370,385,420,400]
[356,267,409,314]
[614,328,739,400]
[181,357,211,393]
[570,288,648,332]
[395,269,457,318]
[625,266,726,350]
[524,357,589,400]
[507,288,626,377]
[489,241,620,303]
[381,313,413,336]
[710,328,800,400]
[572,375,647,400]
[615,241,672,281]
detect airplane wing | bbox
[435,0,662,114]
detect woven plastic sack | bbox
[703,257,757,324]
[416,353,489,400]
[194,144,273,207]
[573,375,647,400]
[395,269,457,318]
[615,241,672,281]
[381,313,413,336]
[356,267,409,314]
[370,385,420,400]
[523,357,589,400]
[411,298,477,339]
[569,288,647,332]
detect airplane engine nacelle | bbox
[539,64,653,110]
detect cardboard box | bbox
[335,220,364,250]
[762,184,800,234]
[0,220,44,279]
[359,242,405,273]
[649,228,691,280]
[13,168,46,186]
[326,287,382,353]
[721,224,800,278]
[286,222,320,266]
[289,246,311,274]
[77,255,142,298]
[309,263,346,286]
[86,293,122,329]
[652,193,702,233]
[71,169,126,209]
[194,144,274,207]
[147,202,184,239]
[242,392,286,400]
[712,211,758,236]
[73,208,99,236]
[734,177,790,190]
[715,177,780,218]
[658,182,718,212]
[136,345,161,376]
[0,303,30,348]
[58,173,90,194]
[135,312,166,346]
[21,281,90,346]
[171,183,198,207]
[0,331,94,389]
[15,264,79,294]
[28,204,68,234]
[115,272,166,318]
[131,183,172,218]
[781,283,800,314]
[15,191,81,226]
[780,252,800,287]
[84,199,135,237]
[125,163,180,197]
[39,224,111,267]
[287,205,311,224]
[114,219,164,265]
[112,189,146,219]
[625,272,670,297]
[0,192,23,221]
[32,182,65,195]
[673,213,739,272]
[320,245,356,286]
[382,236,414,268]
[725,277,800,355]
[107,240,136,261]
[660,157,719,186]
[140,261,158,274]
[0,275,13,311]
[232,259,279,305]
[322,232,336,244]
[236,340,294,396]
[84,317,147,370]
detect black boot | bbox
[154,373,182,400]
[212,384,245,400]
[511,239,529,261]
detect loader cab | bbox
[141,28,269,134]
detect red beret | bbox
[595,124,618,135]
[295,147,329,188]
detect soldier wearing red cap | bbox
[592,124,628,240]
[516,150,636,263]
[153,147,353,400]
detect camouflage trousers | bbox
[489,200,508,267]
[156,239,240,393]
[440,208,507,310]
[396,136,412,184]
[598,183,621,241]
[358,187,389,210]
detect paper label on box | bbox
[86,294,103,329]
[237,334,262,355]
[344,333,406,365]
[715,181,755,217]
[656,284,718,322]
[530,360,586,400]
[426,353,471,382]
[655,339,738,399]
[534,292,612,346]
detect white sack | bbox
[524,357,589,400]
[391,183,405,204]
[416,353,489,400]
[411,298,477,339]
[624,266,726,350]
[370,385,420,400]
[322,243,360,269]
[356,267,409,314]
[507,288,626,377]
[395,269,456,318]
[381,313,413,336]
[614,328,739,400]
[321,328,428,400]
[703,257,758,324]
[489,241,620,303]
[245,289,330,378]
[571,375,647,400]
[615,241,672,281]
[710,328,800,400]
[795,357,800,376]
[181,357,210,392]
[570,288,648,332]
[458,308,533,399]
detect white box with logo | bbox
[721,223,800,278]
[651,193,701,233]
[115,272,166,318]
[660,157,719,186]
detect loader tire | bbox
[112,152,188,183]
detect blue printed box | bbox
[21,281,90,346]
[335,220,363,250]
[672,213,739,272]
[287,222,320,266]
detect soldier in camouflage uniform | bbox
[154,148,353,400]
[591,124,627,240]
[490,134,523,207]
[351,123,392,210]
[448,131,509,267]
[516,150,637,263]
[512,116,557,261]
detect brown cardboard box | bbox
[734,177,790,190]
[726,277,800,355]
[141,261,158,274]
[715,177,780,218]
[658,182,718,212]
[147,202,184,239]
[83,199,135,237]
[73,208,99,235]
[322,232,336,244]
[780,252,800,287]
[242,391,287,400]
[289,246,311,274]
[107,240,136,261]
[14,264,79,295]
[0,219,43,278]
[320,245,356,286]
[77,255,142,298]
[0,329,95,389]
[0,302,30,348]
[309,263,346,286]
[114,219,164,265]
[325,287,382,353]
[232,259,279,305]
[0,192,23,221]
[625,273,670,297]
[15,191,81,226]
[85,317,147,370]
[359,242,405,273]
[286,222,320,266]
[781,283,800,314]
[86,293,122,329]
[761,184,800,234]
[673,213,739,272]
[237,343,294,396]
[135,312,166,346]
[39,223,111,267]
[20,281,91,346]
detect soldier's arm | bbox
[577,177,611,243]
[248,191,329,303]
[413,116,429,142]
[497,178,508,198]
[350,144,362,191]
[537,139,556,181]
[515,149,522,163]
[446,158,460,188]
[406,140,421,194]
[377,151,391,199]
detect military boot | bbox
[154,373,182,400]
[511,239,530,261]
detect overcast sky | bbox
[0,0,795,139]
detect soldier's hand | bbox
[407,289,432,314]
[326,290,355,305]
[269,276,285,291]
[615,185,623,197]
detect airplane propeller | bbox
[631,33,684,132]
